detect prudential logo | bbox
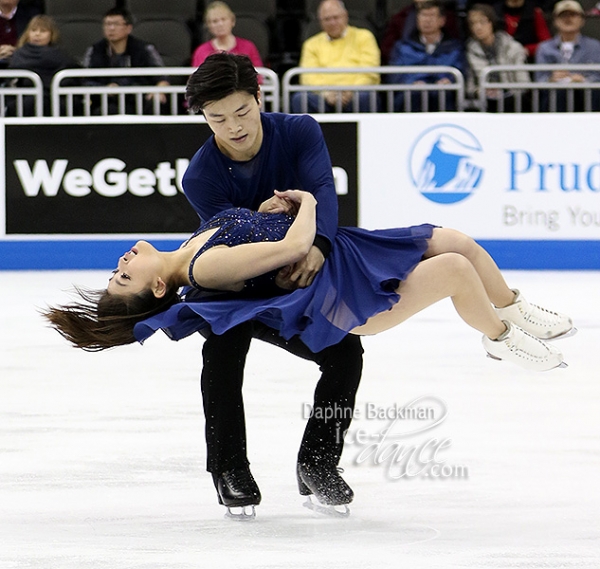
[409,124,484,204]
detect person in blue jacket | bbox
[388,0,466,111]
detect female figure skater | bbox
[45,189,573,372]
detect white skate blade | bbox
[546,327,578,341]
[224,505,256,521]
[302,496,350,518]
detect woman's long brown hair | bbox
[43,286,179,351]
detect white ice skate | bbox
[495,289,574,340]
[482,321,566,371]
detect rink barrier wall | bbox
[1,115,598,270]
[0,239,597,271]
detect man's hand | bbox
[551,70,571,82]
[146,80,170,104]
[258,193,299,215]
[0,44,15,59]
[275,246,325,289]
[324,91,355,107]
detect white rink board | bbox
[358,113,600,240]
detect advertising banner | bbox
[2,120,358,237]
[1,114,599,269]
[359,113,600,243]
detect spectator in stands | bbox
[291,0,380,113]
[380,0,462,64]
[191,1,263,68]
[466,3,530,111]
[7,15,78,115]
[535,0,600,110]
[388,0,466,111]
[493,0,551,60]
[0,0,41,67]
[82,7,170,115]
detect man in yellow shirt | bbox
[291,0,381,112]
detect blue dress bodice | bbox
[187,208,294,298]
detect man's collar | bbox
[556,33,582,45]
[327,27,348,41]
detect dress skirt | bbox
[134,223,436,353]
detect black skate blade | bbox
[486,353,568,371]
[547,327,578,341]
[302,496,350,518]
[485,352,502,361]
[224,505,256,521]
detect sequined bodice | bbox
[188,208,294,297]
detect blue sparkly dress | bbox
[134,208,435,353]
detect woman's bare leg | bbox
[424,228,515,308]
[351,252,507,338]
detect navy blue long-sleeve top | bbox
[182,112,338,254]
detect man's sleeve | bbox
[354,29,381,85]
[183,157,235,222]
[299,35,327,86]
[293,116,339,256]
[534,42,552,82]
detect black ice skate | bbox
[297,462,353,518]
[215,467,261,521]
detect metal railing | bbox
[0,70,44,117]
[478,64,600,112]
[51,66,280,116]
[4,64,600,118]
[282,66,466,113]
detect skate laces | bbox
[512,292,563,324]
[224,468,256,492]
[505,325,554,359]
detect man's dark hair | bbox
[186,53,259,114]
[416,0,446,16]
[103,7,134,26]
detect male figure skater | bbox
[183,53,364,517]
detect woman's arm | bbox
[192,191,317,290]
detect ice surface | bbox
[1,270,599,568]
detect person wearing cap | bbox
[535,0,600,109]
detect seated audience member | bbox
[0,0,41,67]
[191,1,263,68]
[82,7,170,115]
[493,0,551,60]
[389,0,466,111]
[380,0,462,64]
[466,3,530,111]
[535,0,600,111]
[291,0,380,113]
[7,15,78,115]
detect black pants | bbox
[200,321,364,475]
